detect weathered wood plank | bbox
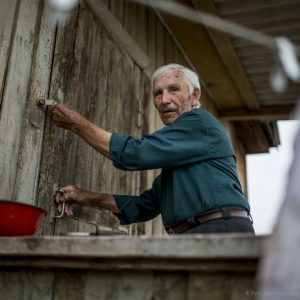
[68,7,121,230]
[0,236,264,259]
[37,7,80,235]
[99,0,109,7]
[56,5,82,195]
[121,60,136,199]
[84,0,150,69]
[0,270,25,300]
[155,17,165,69]
[108,46,126,196]
[187,272,256,300]
[70,6,95,192]
[84,23,123,230]
[136,4,148,53]
[188,273,229,300]
[54,217,79,235]
[26,270,55,300]
[0,0,18,106]
[145,9,162,235]
[53,271,86,300]
[84,271,119,300]
[124,0,137,40]
[152,19,166,236]
[132,65,142,157]
[144,8,156,78]
[154,272,187,300]
[77,219,97,233]
[132,65,146,235]
[164,31,175,64]
[231,274,256,300]
[74,205,120,230]
[13,2,57,205]
[110,0,125,25]
[140,71,151,208]
[0,0,40,200]
[88,27,110,194]
[117,271,154,300]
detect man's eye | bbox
[170,86,179,92]
[154,90,162,97]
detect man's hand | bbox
[54,185,121,217]
[51,104,87,133]
[54,185,90,217]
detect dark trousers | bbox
[183,217,255,234]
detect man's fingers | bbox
[65,202,74,217]
[55,201,74,217]
[57,203,62,213]
[53,185,79,217]
[55,193,62,204]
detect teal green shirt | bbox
[110,108,250,228]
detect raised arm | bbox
[51,104,112,158]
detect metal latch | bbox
[36,98,57,107]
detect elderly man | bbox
[52,64,254,234]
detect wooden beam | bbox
[218,105,295,121]
[83,0,150,70]
[192,0,260,110]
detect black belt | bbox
[166,206,252,234]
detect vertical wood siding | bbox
[0,0,41,201]
[0,267,256,300]
[0,0,190,236]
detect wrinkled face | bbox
[153,70,198,125]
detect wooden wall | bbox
[0,0,191,236]
[0,0,248,236]
[0,235,261,300]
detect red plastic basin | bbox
[0,200,46,236]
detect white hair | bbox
[152,64,201,107]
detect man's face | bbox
[153,70,197,125]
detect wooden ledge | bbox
[0,234,266,258]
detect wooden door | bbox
[36,4,150,235]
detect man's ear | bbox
[191,87,201,106]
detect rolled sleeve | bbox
[109,109,233,171]
[113,195,142,225]
[110,133,131,170]
[113,175,161,225]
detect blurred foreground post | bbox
[258,103,300,299]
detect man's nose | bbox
[162,90,171,103]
